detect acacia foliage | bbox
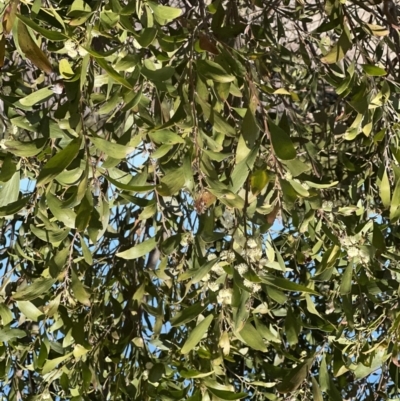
[0,0,399,400]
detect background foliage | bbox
[1,0,400,400]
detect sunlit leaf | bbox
[116,237,157,260]
[181,314,213,354]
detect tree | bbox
[0,0,399,399]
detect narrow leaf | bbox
[19,87,54,107]
[71,269,91,306]
[311,377,323,401]
[171,302,207,327]
[116,237,157,260]
[42,352,73,375]
[17,19,52,73]
[12,278,56,301]
[17,300,44,321]
[276,358,314,393]
[37,137,82,186]
[0,327,26,342]
[181,314,213,354]
[236,321,267,352]
[268,120,296,160]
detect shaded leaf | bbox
[71,268,91,306]
[268,120,296,160]
[197,59,235,83]
[170,302,207,327]
[276,358,314,393]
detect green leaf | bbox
[305,180,338,189]
[100,10,119,28]
[151,144,173,159]
[95,57,133,89]
[289,179,309,197]
[156,168,186,196]
[71,268,91,306]
[366,23,389,37]
[354,346,388,379]
[285,307,299,346]
[391,177,400,220]
[181,370,215,379]
[42,352,73,375]
[196,95,236,136]
[186,258,219,284]
[141,65,175,81]
[37,136,82,186]
[135,27,157,47]
[319,355,329,391]
[0,303,13,325]
[260,275,319,295]
[19,87,54,107]
[236,321,267,352]
[241,107,259,149]
[0,155,16,182]
[47,192,76,228]
[269,120,296,160]
[116,237,157,259]
[311,377,323,401]
[305,294,322,318]
[362,64,387,76]
[3,138,47,157]
[30,225,69,246]
[276,358,314,393]
[181,314,213,354]
[372,223,386,251]
[230,144,259,193]
[0,327,27,342]
[171,302,207,327]
[0,196,30,216]
[207,187,245,209]
[75,189,92,231]
[234,290,250,332]
[12,278,56,301]
[16,14,66,41]
[104,175,154,192]
[0,171,19,207]
[59,58,74,79]
[80,234,93,265]
[197,59,235,83]
[340,264,353,295]
[321,24,352,64]
[149,130,185,145]
[91,137,134,160]
[17,300,44,321]
[147,1,182,23]
[380,168,391,208]
[207,388,248,400]
[250,170,268,195]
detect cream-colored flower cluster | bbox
[340,235,369,264]
[217,288,233,305]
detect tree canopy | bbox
[1,0,400,400]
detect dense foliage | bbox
[2,0,400,400]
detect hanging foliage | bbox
[0,0,399,400]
